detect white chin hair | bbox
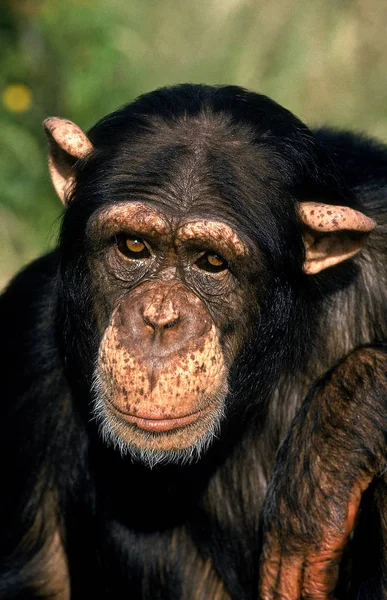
[90,372,224,469]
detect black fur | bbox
[1,84,386,599]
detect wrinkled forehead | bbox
[88,112,278,224]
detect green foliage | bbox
[1,0,387,287]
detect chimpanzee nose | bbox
[117,282,212,359]
[142,298,180,332]
[143,314,180,331]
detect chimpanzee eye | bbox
[117,236,151,259]
[195,252,228,273]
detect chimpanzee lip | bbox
[108,404,210,432]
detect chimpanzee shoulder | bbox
[0,250,60,380]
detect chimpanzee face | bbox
[86,197,260,467]
[45,86,375,467]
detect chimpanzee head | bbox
[44,84,375,467]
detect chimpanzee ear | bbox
[299,202,376,275]
[44,117,94,206]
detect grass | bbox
[1,0,387,288]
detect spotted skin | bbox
[299,201,377,274]
[44,117,94,204]
[44,118,94,159]
[96,282,228,453]
[299,201,376,233]
[87,202,249,263]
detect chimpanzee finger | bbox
[260,550,338,600]
[270,555,304,599]
[260,537,303,600]
[260,482,368,599]
[302,553,340,599]
[301,484,366,599]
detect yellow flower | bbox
[2,84,33,113]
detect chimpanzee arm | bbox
[259,345,387,600]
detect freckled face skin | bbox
[87,202,257,456]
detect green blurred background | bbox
[1,0,387,289]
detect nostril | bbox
[142,299,180,331]
[143,315,180,331]
[143,316,155,330]
[163,317,180,330]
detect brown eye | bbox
[117,236,151,259]
[195,252,228,273]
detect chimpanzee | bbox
[0,84,386,600]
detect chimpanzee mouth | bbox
[91,369,227,466]
[110,407,210,432]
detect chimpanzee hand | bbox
[259,346,387,600]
